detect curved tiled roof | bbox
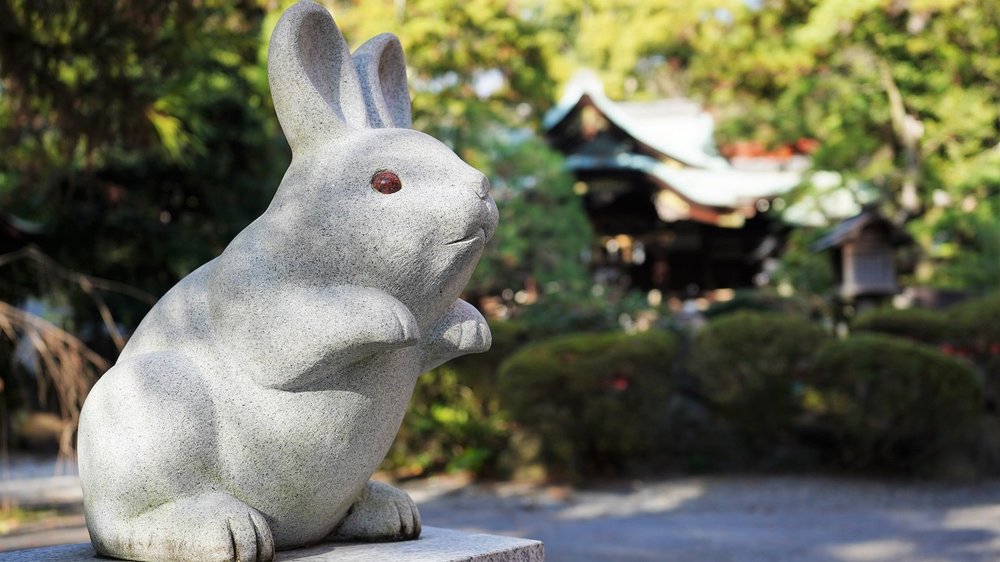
[544,71,807,213]
[566,153,801,209]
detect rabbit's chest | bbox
[236,359,416,466]
[216,350,419,539]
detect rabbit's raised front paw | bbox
[421,299,491,371]
[369,293,420,347]
[222,285,420,390]
[327,480,421,542]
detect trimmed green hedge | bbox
[852,307,952,345]
[498,329,678,479]
[704,289,816,319]
[951,293,1000,347]
[806,333,981,472]
[384,301,997,480]
[950,293,1000,411]
[951,293,1000,366]
[687,311,829,455]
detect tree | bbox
[330,0,560,146]
[469,136,593,298]
[683,0,1000,290]
[0,1,285,334]
[539,0,741,99]
[0,1,285,446]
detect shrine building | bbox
[543,73,813,298]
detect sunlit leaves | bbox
[688,0,1000,289]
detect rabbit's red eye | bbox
[371,170,402,194]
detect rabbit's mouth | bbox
[445,227,485,247]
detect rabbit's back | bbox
[118,260,218,362]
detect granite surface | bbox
[4,527,544,562]
[74,1,498,560]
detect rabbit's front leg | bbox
[214,285,420,390]
[419,299,491,372]
[326,481,420,542]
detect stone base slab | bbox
[4,526,544,561]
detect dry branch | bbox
[0,300,107,461]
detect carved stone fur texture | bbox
[76,2,498,560]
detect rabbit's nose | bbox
[472,175,490,200]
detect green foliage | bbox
[511,290,675,343]
[0,1,269,162]
[767,228,836,299]
[468,137,593,298]
[950,293,1000,405]
[333,0,560,140]
[498,329,678,479]
[925,195,1000,290]
[538,0,742,98]
[515,292,631,339]
[689,0,1000,284]
[950,293,1000,358]
[852,306,952,345]
[704,289,818,320]
[384,365,510,477]
[950,293,1000,348]
[806,333,982,472]
[688,311,829,454]
[0,1,285,341]
[383,321,526,477]
[335,0,742,116]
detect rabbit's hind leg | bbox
[79,351,275,561]
[91,492,275,562]
[326,480,421,542]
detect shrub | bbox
[704,289,817,320]
[948,293,1000,411]
[805,333,981,473]
[687,311,829,457]
[443,319,528,402]
[383,365,510,478]
[515,290,674,340]
[498,329,678,479]
[383,320,526,478]
[516,293,626,339]
[852,307,952,345]
[950,293,1000,343]
[950,293,1000,366]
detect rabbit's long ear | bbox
[268,1,368,150]
[353,34,413,129]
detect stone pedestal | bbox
[4,527,544,561]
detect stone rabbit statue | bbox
[76,2,498,560]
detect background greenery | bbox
[390,299,997,481]
[0,0,998,479]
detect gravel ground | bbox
[4,463,1000,561]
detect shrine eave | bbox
[544,79,731,170]
[567,153,801,210]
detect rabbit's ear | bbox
[268,1,368,150]
[353,34,413,129]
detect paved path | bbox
[408,475,1000,562]
[4,469,1000,561]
